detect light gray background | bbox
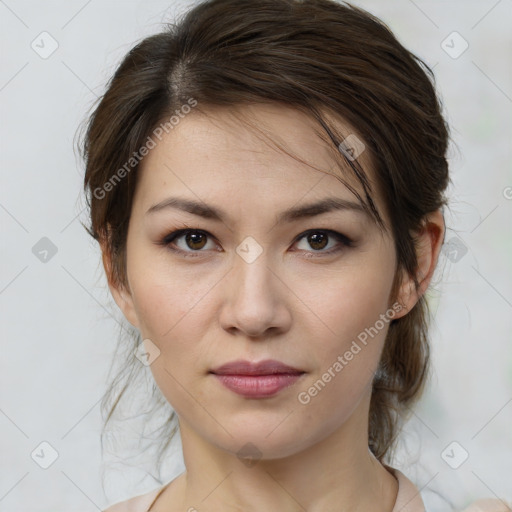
[1,0,511,510]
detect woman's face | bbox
[111,103,412,460]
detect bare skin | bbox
[104,103,444,512]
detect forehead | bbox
[134,103,384,223]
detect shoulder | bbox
[103,486,163,512]
[386,466,426,512]
[386,465,510,512]
[460,500,512,511]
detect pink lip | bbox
[213,374,303,398]
[210,359,305,398]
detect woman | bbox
[80,0,505,510]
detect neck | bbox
[175,396,399,512]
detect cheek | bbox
[295,256,395,351]
[291,254,395,405]
[128,247,211,336]
[126,255,220,381]
[293,289,391,440]
[127,265,214,415]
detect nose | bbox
[218,250,292,339]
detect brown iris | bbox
[185,232,208,250]
[307,232,328,251]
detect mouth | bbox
[209,359,306,398]
[210,359,305,376]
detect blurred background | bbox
[1,0,511,510]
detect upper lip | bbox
[210,359,304,376]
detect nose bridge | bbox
[220,243,290,337]
[233,244,276,312]
[235,248,273,299]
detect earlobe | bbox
[393,269,416,319]
[393,210,445,317]
[100,243,140,329]
[108,280,140,329]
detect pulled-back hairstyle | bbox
[80,0,450,475]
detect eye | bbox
[159,228,353,258]
[161,229,218,256]
[293,229,353,257]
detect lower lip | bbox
[212,373,304,398]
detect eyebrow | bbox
[146,196,370,224]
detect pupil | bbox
[309,232,327,250]
[187,232,206,250]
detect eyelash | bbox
[158,228,354,259]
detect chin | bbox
[202,412,336,462]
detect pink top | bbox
[104,467,424,511]
[103,467,508,511]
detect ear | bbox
[100,240,140,329]
[393,209,445,318]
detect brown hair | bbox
[80,0,450,474]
